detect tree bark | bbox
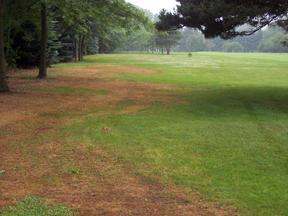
[37,2,47,79]
[166,45,170,55]
[100,44,106,54]
[80,35,85,61]
[78,36,81,61]
[5,25,10,56]
[0,0,9,92]
[75,38,78,62]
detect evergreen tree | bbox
[156,0,288,39]
[155,31,183,54]
[86,37,99,55]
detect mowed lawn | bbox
[61,52,288,215]
[1,52,288,215]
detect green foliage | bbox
[2,0,152,69]
[222,41,244,52]
[258,31,288,53]
[8,21,40,68]
[156,0,288,39]
[155,30,183,54]
[0,195,78,215]
[185,34,206,52]
[86,37,99,55]
[66,168,82,175]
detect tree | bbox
[154,9,183,54]
[0,0,8,92]
[156,0,288,39]
[222,42,244,52]
[186,34,206,52]
[258,31,288,53]
[0,0,151,92]
[38,2,47,78]
[155,30,182,54]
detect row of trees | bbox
[100,9,183,55]
[104,8,288,54]
[0,0,151,92]
[174,25,288,53]
[155,0,288,52]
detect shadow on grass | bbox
[178,85,288,119]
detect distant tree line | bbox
[118,9,288,54]
[174,25,288,53]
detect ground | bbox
[0,66,237,215]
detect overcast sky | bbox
[125,0,178,14]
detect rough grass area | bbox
[0,195,78,215]
[1,52,288,215]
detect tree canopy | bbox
[0,0,151,92]
[156,0,288,39]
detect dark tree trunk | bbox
[0,0,9,92]
[99,44,106,54]
[78,36,81,61]
[80,35,85,61]
[75,38,78,62]
[37,2,47,79]
[5,25,10,56]
[161,47,163,54]
[102,44,105,54]
[166,45,170,55]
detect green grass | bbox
[0,195,78,215]
[58,52,288,215]
[85,52,288,88]
[32,86,110,96]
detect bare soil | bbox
[0,66,237,215]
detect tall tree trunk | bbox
[78,36,81,61]
[5,25,10,56]
[75,38,78,62]
[100,44,106,54]
[37,2,47,79]
[166,45,170,55]
[80,35,85,61]
[161,47,163,54]
[0,0,9,92]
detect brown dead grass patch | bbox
[52,65,160,78]
[0,67,237,215]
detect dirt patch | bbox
[53,65,160,78]
[0,67,236,215]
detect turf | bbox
[2,52,288,215]
[61,52,288,215]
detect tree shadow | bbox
[179,85,288,119]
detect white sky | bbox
[125,0,178,14]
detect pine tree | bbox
[156,0,288,39]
